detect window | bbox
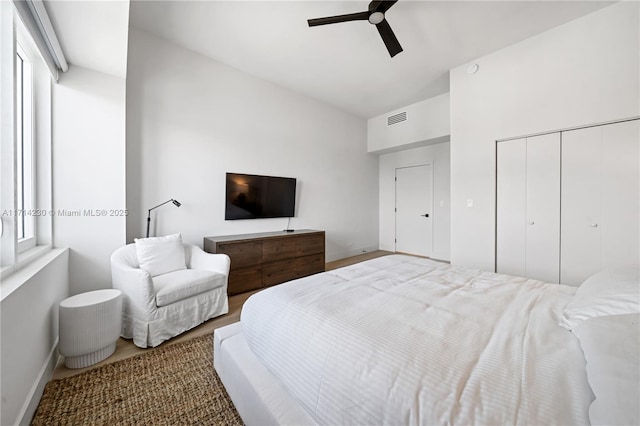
[16,43,35,252]
[0,6,53,277]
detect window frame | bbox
[0,6,52,280]
[15,42,36,253]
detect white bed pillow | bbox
[134,233,186,277]
[572,313,639,426]
[559,267,639,330]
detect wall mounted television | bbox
[225,172,296,220]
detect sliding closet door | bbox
[562,119,640,285]
[558,119,640,285]
[561,126,602,285]
[600,120,639,270]
[496,134,560,282]
[496,139,526,277]
[525,133,560,283]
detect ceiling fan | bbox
[307,0,403,58]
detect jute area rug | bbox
[32,334,244,425]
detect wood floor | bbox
[51,250,392,381]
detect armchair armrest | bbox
[110,256,157,315]
[187,244,231,276]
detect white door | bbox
[600,120,639,270]
[496,138,527,277]
[561,126,602,285]
[395,165,433,257]
[525,133,560,283]
[562,119,640,285]
[496,134,560,283]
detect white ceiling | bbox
[46,1,614,118]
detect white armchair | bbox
[111,242,230,348]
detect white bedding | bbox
[572,313,640,425]
[241,255,593,425]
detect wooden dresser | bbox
[203,230,325,295]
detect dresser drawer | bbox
[263,238,297,262]
[297,253,325,277]
[217,241,262,269]
[263,259,298,286]
[228,267,262,295]
[296,234,324,257]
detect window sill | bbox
[0,246,67,302]
[17,244,51,267]
[1,244,52,279]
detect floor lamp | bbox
[146,199,181,238]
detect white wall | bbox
[368,93,450,153]
[450,2,639,270]
[379,143,450,261]
[0,249,69,426]
[126,29,379,261]
[53,65,127,294]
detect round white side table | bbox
[59,289,122,369]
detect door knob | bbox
[420,213,429,217]
[591,223,598,227]
[529,221,535,225]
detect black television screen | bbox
[225,173,296,220]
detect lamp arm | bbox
[145,199,179,238]
[148,199,175,212]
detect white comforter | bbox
[241,255,593,425]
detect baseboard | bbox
[16,338,59,426]
[355,245,382,257]
[329,245,381,262]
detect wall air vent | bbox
[387,111,407,126]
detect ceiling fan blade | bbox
[307,11,369,27]
[369,0,398,14]
[376,19,403,57]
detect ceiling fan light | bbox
[369,11,384,25]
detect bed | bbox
[213,254,639,425]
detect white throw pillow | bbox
[134,233,187,277]
[572,313,640,426]
[559,267,639,331]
